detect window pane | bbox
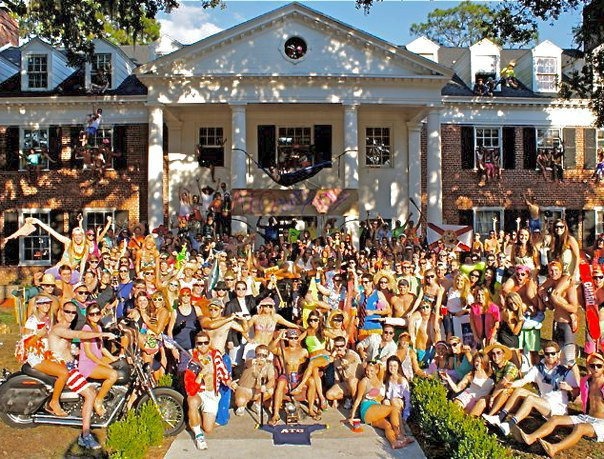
[475,209,500,238]
[22,128,50,170]
[21,211,51,263]
[365,127,391,167]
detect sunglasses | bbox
[449,342,460,347]
[224,278,235,281]
[555,225,565,230]
[216,288,227,291]
[262,304,274,308]
[63,309,77,315]
[490,350,503,356]
[308,318,320,323]
[516,272,528,277]
[88,311,101,317]
[332,317,344,322]
[76,290,89,295]
[334,344,346,349]
[425,275,435,279]
[89,260,99,264]
[595,276,604,280]
[169,283,179,287]
[590,363,604,370]
[383,331,395,335]
[145,272,154,275]
[152,297,164,302]
[470,274,480,278]
[379,280,389,284]
[543,351,558,357]
[362,280,372,284]
[236,287,247,291]
[196,341,210,346]
[119,269,129,273]
[256,353,269,358]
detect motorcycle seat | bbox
[21,363,57,386]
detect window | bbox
[27,55,48,89]
[474,127,502,168]
[21,128,50,170]
[19,210,52,265]
[277,127,313,170]
[596,209,604,237]
[535,57,557,92]
[474,207,503,239]
[365,127,391,167]
[598,129,604,151]
[537,128,562,149]
[198,127,225,167]
[87,127,116,168]
[91,53,112,90]
[84,209,114,232]
[540,207,565,230]
[284,37,307,60]
[474,55,498,87]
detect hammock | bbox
[234,148,339,187]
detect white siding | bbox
[20,39,73,91]
[92,39,136,90]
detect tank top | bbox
[174,305,200,350]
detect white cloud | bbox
[158,4,223,44]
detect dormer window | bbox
[535,57,557,92]
[474,54,497,86]
[27,54,47,89]
[92,53,112,90]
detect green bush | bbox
[106,402,164,459]
[156,373,174,388]
[411,378,512,459]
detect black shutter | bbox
[502,127,516,170]
[504,209,520,234]
[313,125,332,164]
[458,209,473,226]
[113,126,128,170]
[583,210,596,248]
[258,125,276,168]
[584,128,597,170]
[3,211,19,265]
[461,126,474,170]
[523,127,537,169]
[69,127,81,169]
[48,126,61,169]
[50,210,66,264]
[566,209,581,239]
[5,126,19,171]
[563,128,576,169]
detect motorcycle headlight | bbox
[142,362,151,373]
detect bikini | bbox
[359,384,385,423]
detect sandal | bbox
[45,402,68,417]
[308,410,322,421]
[268,417,280,426]
[94,400,107,417]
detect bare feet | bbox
[516,426,534,446]
[571,314,578,333]
[392,437,415,449]
[94,399,107,417]
[308,410,322,421]
[538,438,556,458]
[268,417,280,426]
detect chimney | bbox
[0,6,18,47]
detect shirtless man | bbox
[184,331,236,450]
[326,335,363,409]
[48,304,116,450]
[515,352,604,457]
[269,329,312,425]
[409,301,441,366]
[435,263,453,292]
[200,300,248,354]
[501,265,538,309]
[539,261,579,369]
[525,195,542,233]
[28,273,61,319]
[484,230,500,255]
[391,279,416,319]
[233,344,276,416]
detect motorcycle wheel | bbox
[0,411,35,429]
[136,388,185,436]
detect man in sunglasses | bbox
[515,352,604,457]
[233,344,276,416]
[47,303,116,449]
[184,331,237,451]
[484,341,578,437]
[356,324,397,365]
[325,336,362,409]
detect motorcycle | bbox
[0,323,185,436]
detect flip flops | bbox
[44,402,68,417]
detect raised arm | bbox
[30,217,71,245]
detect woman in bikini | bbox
[349,361,413,449]
[135,234,160,278]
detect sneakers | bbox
[251,402,261,414]
[482,414,500,426]
[343,398,353,410]
[499,421,511,436]
[235,406,246,416]
[78,433,102,450]
[195,434,208,450]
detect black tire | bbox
[0,410,35,429]
[137,387,185,436]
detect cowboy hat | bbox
[372,270,396,291]
[41,273,56,286]
[484,342,513,361]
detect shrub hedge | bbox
[410,377,512,459]
[106,402,164,459]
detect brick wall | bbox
[0,124,150,274]
[438,123,604,232]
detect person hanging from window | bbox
[473,78,488,96]
[592,148,604,183]
[85,108,103,145]
[551,141,565,183]
[19,147,56,179]
[536,148,552,180]
[476,146,488,187]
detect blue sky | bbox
[158,1,583,49]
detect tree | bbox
[409,1,537,48]
[4,0,223,64]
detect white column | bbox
[230,103,248,235]
[407,122,422,223]
[147,103,164,231]
[343,104,359,189]
[426,109,442,225]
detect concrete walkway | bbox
[165,407,426,459]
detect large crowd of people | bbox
[12,198,604,457]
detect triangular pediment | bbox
[138,2,452,81]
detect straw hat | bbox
[41,273,56,286]
[484,342,513,362]
[372,270,396,291]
